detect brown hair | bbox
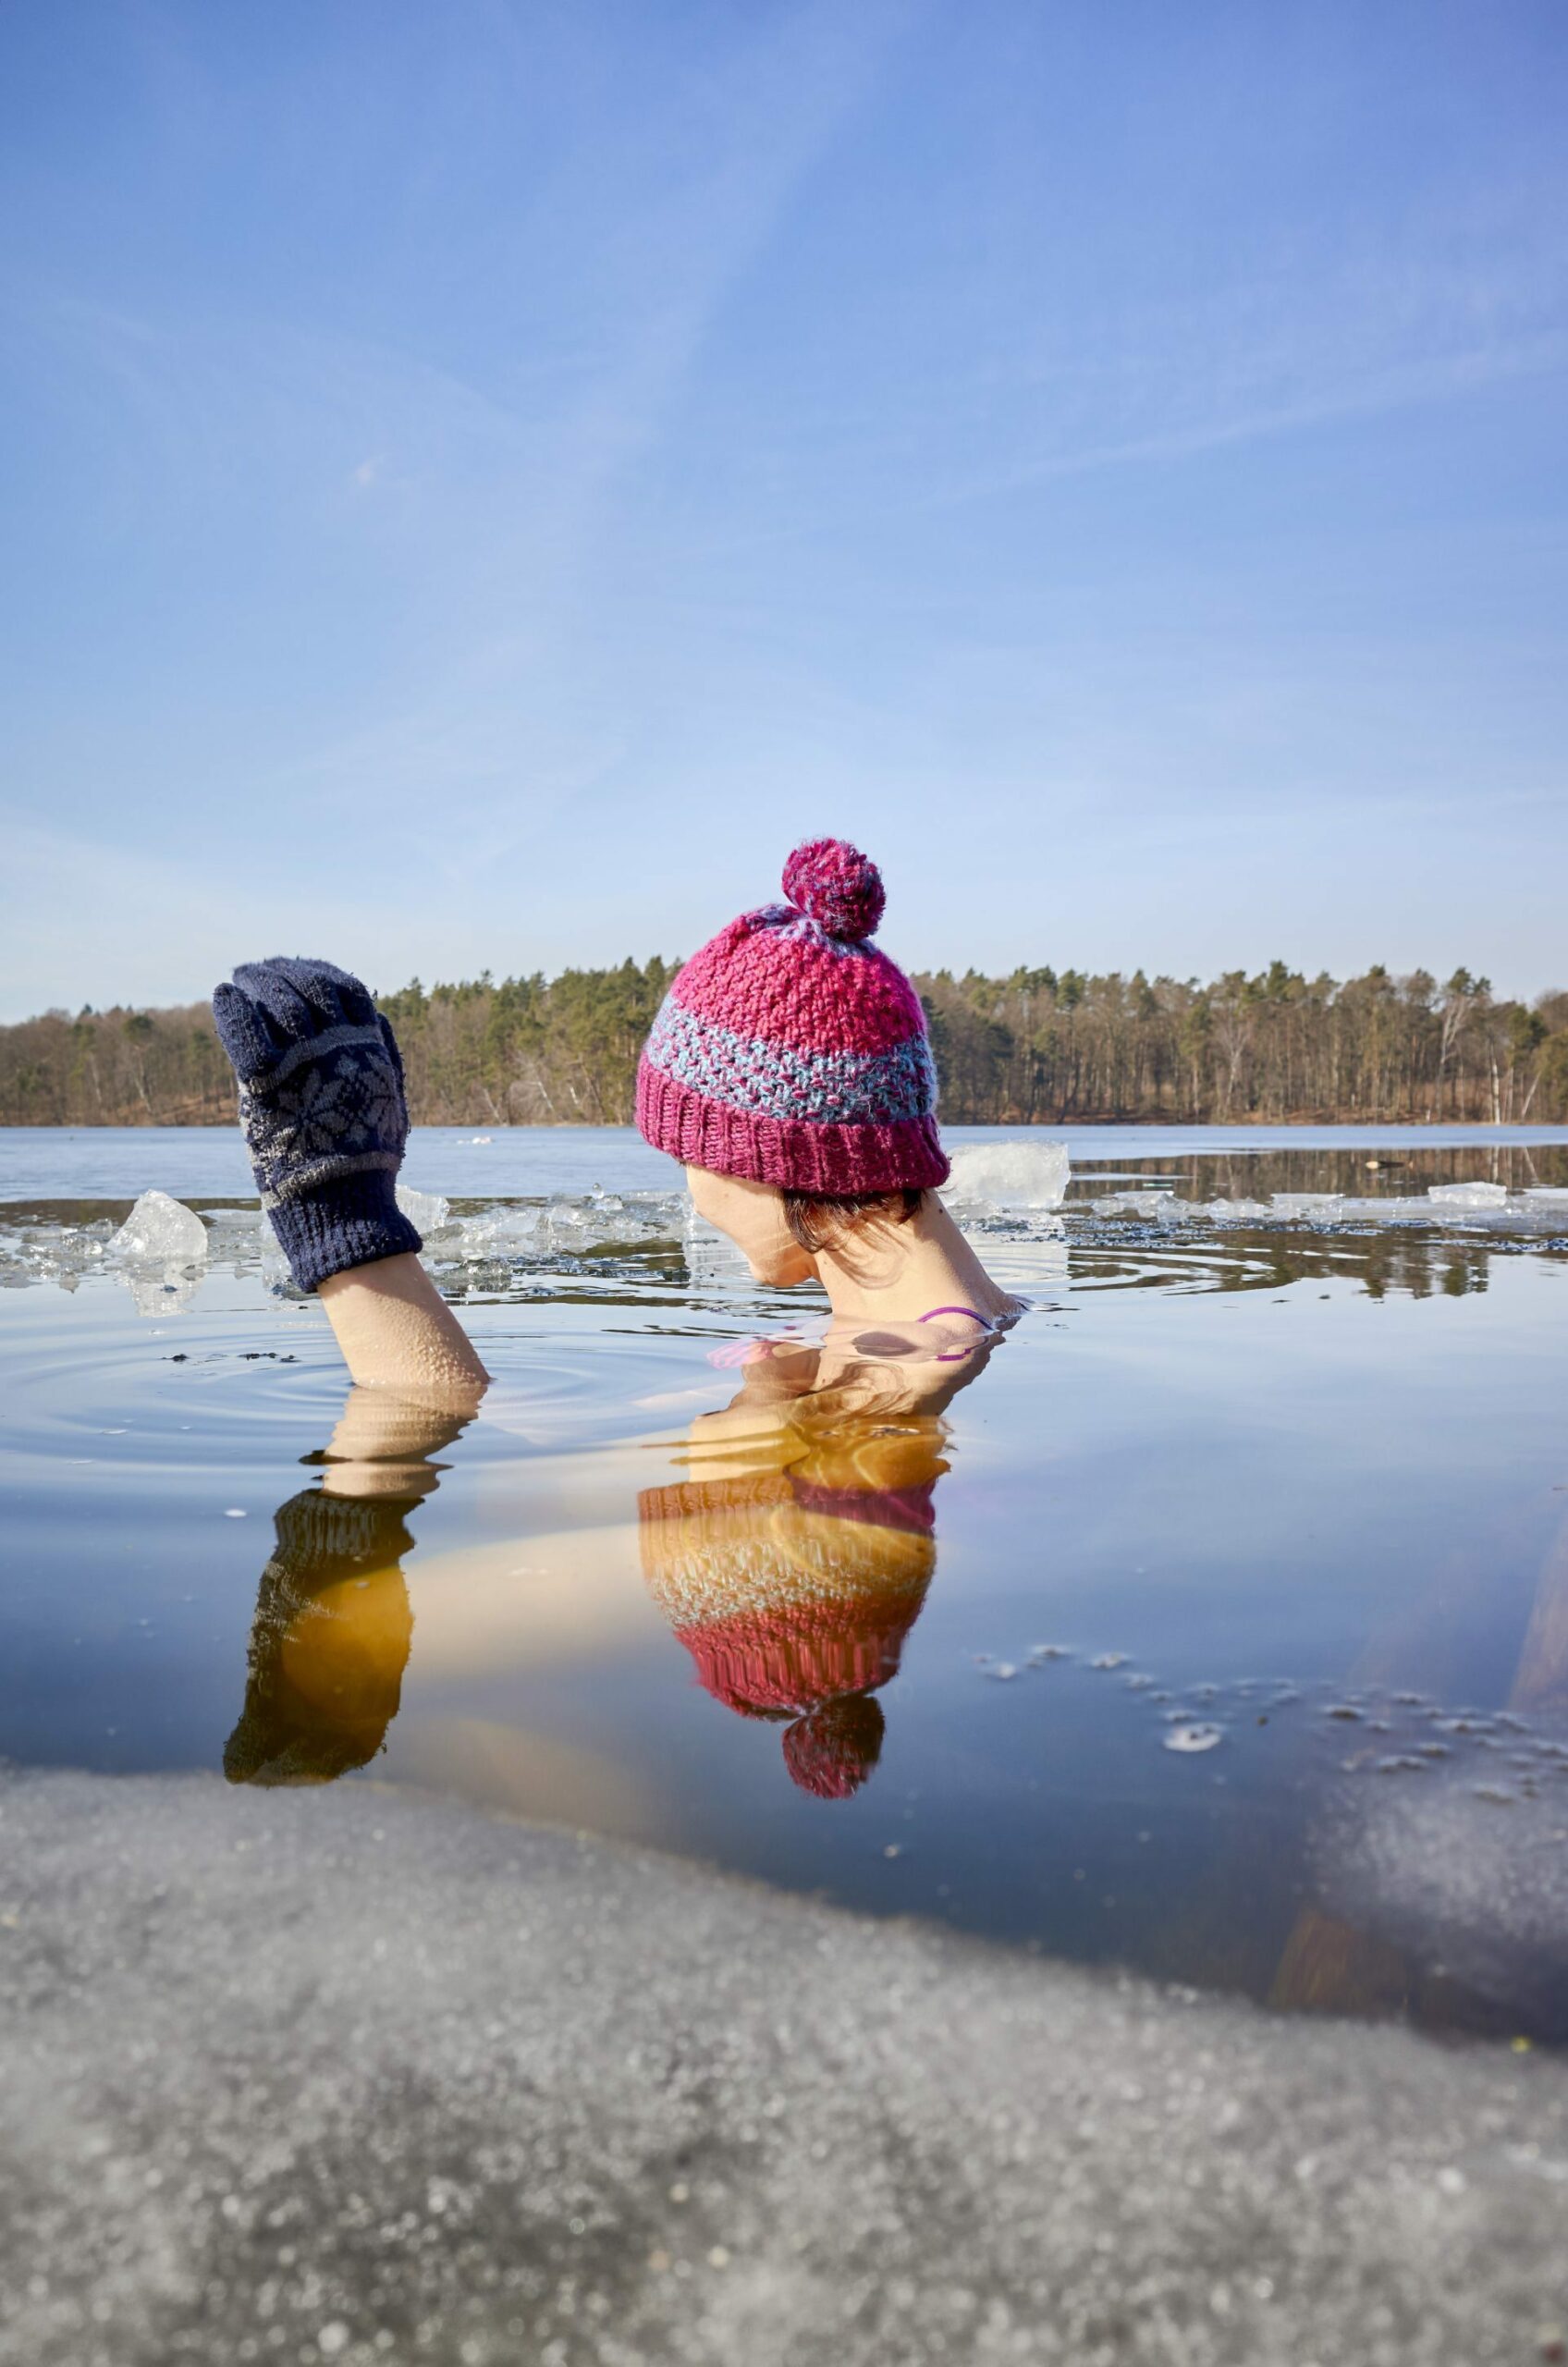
[780,1187,925,1257]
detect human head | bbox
[637,839,948,1274]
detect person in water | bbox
[212,838,1018,1784]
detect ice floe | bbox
[108,1189,208,1265]
[946,1140,1071,1210]
[395,1184,452,1234]
[1427,1181,1508,1208]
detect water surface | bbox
[4,1123,1567,2042]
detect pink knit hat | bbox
[636,837,949,1194]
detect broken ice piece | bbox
[108,1191,208,1265]
[945,1140,1070,1210]
[1428,1180,1510,1208]
[1427,1182,1507,1208]
[1093,1191,1181,1219]
[396,1184,451,1233]
[1163,1723,1223,1754]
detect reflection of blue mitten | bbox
[212,957,422,1293]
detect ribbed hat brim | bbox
[637,1062,949,1194]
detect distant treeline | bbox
[3,960,1566,1128]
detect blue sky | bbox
[2,0,1565,1018]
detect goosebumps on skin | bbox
[636,838,949,1196]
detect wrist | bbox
[264,1169,422,1294]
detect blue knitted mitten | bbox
[212,957,422,1293]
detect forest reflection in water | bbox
[3,1171,1567,2044]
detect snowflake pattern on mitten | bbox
[212,957,423,1292]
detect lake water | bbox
[5,1123,1568,2042]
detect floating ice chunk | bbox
[1163,1723,1224,1754]
[109,1191,208,1265]
[1428,1182,1507,1208]
[108,1191,208,1316]
[682,1207,753,1287]
[1270,1193,1343,1218]
[396,1184,451,1233]
[1093,1190,1183,1220]
[538,1190,677,1251]
[441,1206,539,1260]
[945,1140,1070,1210]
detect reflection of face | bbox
[686,1166,815,1287]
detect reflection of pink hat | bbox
[639,1470,936,1799]
[635,839,949,1194]
[678,1589,919,1721]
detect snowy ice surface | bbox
[108,1191,209,1265]
[945,1140,1071,1210]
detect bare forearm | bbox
[318,1253,490,1401]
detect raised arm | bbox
[213,955,488,1403]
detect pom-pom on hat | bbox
[636,837,949,1194]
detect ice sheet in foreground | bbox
[946,1140,1070,1210]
